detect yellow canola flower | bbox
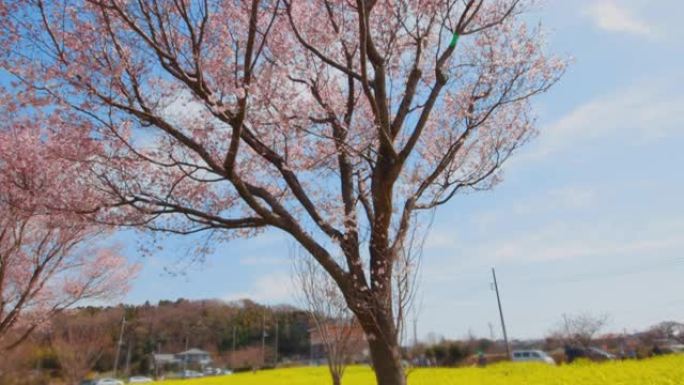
[158,355,684,385]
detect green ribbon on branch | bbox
[449,31,460,48]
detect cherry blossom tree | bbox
[0,1,565,383]
[0,102,138,349]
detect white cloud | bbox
[485,218,684,263]
[525,80,684,160]
[583,1,654,36]
[511,186,598,216]
[422,214,684,284]
[239,255,287,266]
[424,230,460,250]
[422,184,602,281]
[224,272,296,304]
[454,185,599,234]
[547,186,597,209]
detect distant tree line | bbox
[2,304,682,384]
[1,299,313,382]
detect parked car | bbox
[202,367,233,376]
[586,347,616,361]
[654,339,684,354]
[95,379,125,385]
[511,350,556,364]
[79,381,97,385]
[565,346,615,362]
[663,344,684,354]
[128,376,153,383]
[181,370,203,378]
[203,367,222,376]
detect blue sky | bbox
[108,0,684,340]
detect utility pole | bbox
[182,336,189,373]
[124,342,132,377]
[274,320,279,366]
[154,342,161,379]
[261,310,266,368]
[113,315,126,377]
[309,328,313,364]
[232,325,237,370]
[491,267,511,359]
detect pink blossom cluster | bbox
[0,94,138,347]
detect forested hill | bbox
[31,299,313,376]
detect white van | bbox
[511,350,555,364]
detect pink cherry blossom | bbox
[0,94,138,349]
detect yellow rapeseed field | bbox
[159,355,684,385]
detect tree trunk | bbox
[331,372,341,385]
[328,358,343,385]
[367,337,406,385]
[354,307,406,385]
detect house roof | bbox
[176,348,210,355]
[152,354,178,363]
